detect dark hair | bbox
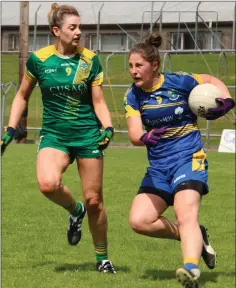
[48,3,80,36]
[129,33,162,65]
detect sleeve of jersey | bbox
[124,86,141,119]
[24,53,38,83]
[91,55,103,86]
[184,73,203,92]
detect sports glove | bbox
[140,127,167,146]
[1,127,16,156]
[15,122,27,141]
[205,98,235,120]
[98,127,114,150]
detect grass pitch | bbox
[1,145,235,288]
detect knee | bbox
[84,194,103,214]
[38,177,61,194]
[129,214,145,234]
[175,210,198,228]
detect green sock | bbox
[68,201,83,217]
[95,243,108,261]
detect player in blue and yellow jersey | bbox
[1,3,115,273]
[125,33,235,287]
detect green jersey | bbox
[25,45,103,143]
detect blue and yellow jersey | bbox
[124,72,204,167]
[25,45,103,140]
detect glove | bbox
[140,127,167,146]
[98,127,114,150]
[205,98,235,120]
[15,122,27,141]
[1,127,16,156]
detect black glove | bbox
[14,122,27,141]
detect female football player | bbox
[1,3,115,273]
[125,32,235,287]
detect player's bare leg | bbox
[77,157,115,273]
[174,189,202,287]
[129,194,179,240]
[37,148,74,205]
[37,148,85,245]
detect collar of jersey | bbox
[53,45,78,59]
[142,73,164,92]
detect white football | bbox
[188,83,221,118]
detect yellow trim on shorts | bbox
[192,148,207,171]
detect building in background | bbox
[1,1,235,52]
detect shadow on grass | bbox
[141,269,235,286]
[55,262,130,273]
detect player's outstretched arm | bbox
[1,76,36,156]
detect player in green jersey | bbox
[1,3,115,273]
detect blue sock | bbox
[184,262,198,271]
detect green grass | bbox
[1,53,235,147]
[1,145,235,288]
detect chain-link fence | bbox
[1,1,236,146]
